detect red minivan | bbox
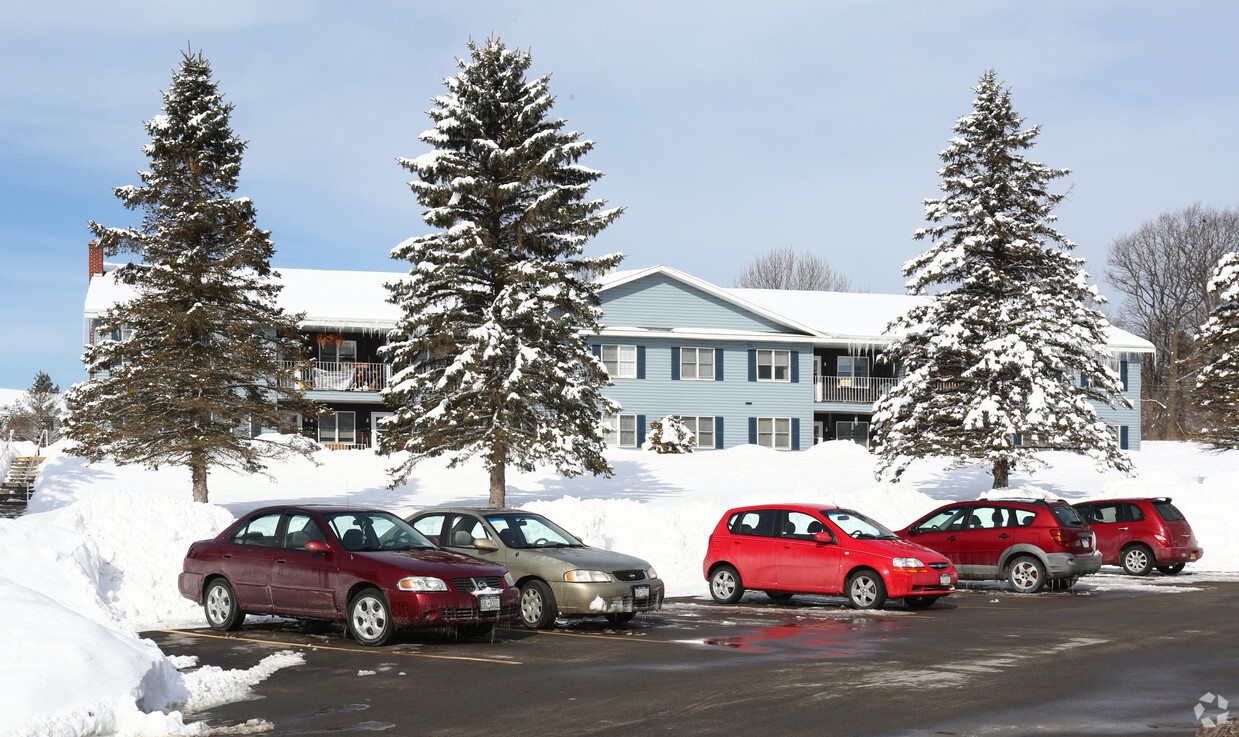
[702,504,957,610]
[1072,497,1203,575]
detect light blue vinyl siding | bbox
[1092,355,1143,451]
[602,273,789,332]
[591,337,813,450]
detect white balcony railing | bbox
[282,361,389,393]
[814,376,898,404]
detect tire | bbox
[1006,556,1046,594]
[203,578,244,631]
[845,570,887,610]
[519,580,558,629]
[904,596,940,610]
[456,622,495,639]
[604,612,635,625]
[765,591,795,603]
[347,588,394,646]
[709,565,744,605]
[1121,544,1154,576]
[1156,563,1186,575]
[1047,576,1079,592]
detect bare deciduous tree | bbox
[734,248,854,291]
[1106,203,1239,440]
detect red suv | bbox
[897,499,1100,594]
[1071,497,1203,576]
[702,504,958,610]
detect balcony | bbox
[814,375,898,404]
[282,361,390,393]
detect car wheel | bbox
[456,622,495,639]
[519,580,558,629]
[904,596,940,610]
[347,588,394,646]
[1156,563,1186,575]
[203,578,243,631]
[1047,576,1079,591]
[1007,556,1046,593]
[845,570,887,609]
[765,591,795,603]
[1121,545,1154,576]
[604,612,635,625]
[709,565,744,605]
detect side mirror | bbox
[813,531,835,545]
[305,540,331,554]
[906,528,919,537]
[473,538,500,552]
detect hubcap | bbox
[206,585,231,623]
[851,577,876,606]
[521,588,544,623]
[1012,562,1040,590]
[712,571,735,599]
[1126,549,1148,571]
[352,596,387,640]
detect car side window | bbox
[411,514,447,546]
[1091,503,1120,523]
[963,506,1008,530]
[1125,503,1146,522]
[282,513,327,550]
[781,511,826,541]
[1074,504,1096,523]
[914,507,964,534]
[728,510,777,537]
[444,514,491,548]
[229,512,281,547]
[1015,509,1038,526]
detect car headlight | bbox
[647,567,659,580]
[564,569,612,583]
[892,557,926,570]
[503,572,516,588]
[397,576,448,592]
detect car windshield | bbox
[826,509,899,540]
[484,513,583,549]
[1049,504,1088,528]
[325,511,435,552]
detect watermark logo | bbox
[1195,692,1230,728]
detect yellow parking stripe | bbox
[158,629,522,665]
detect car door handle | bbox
[998,534,1011,539]
[947,536,959,541]
[223,553,232,559]
[276,559,288,564]
[1118,527,1128,530]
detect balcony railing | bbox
[814,376,898,404]
[282,361,389,393]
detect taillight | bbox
[1048,528,1069,547]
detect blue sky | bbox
[3,1,1239,392]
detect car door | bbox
[726,509,782,588]
[953,505,1009,577]
[1082,502,1127,562]
[221,511,282,612]
[775,510,844,594]
[906,507,967,568]
[269,512,338,615]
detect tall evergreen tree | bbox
[381,39,623,507]
[872,70,1131,488]
[63,51,316,503]
[1195,252,1239,448]
[3,371,62,444]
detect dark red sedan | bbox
[178,504,519,645]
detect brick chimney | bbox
[88,240,104,281]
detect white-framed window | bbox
[601,345,637,379]
[602,413,638,447]
[319,411,356,444]
[320,340,357,364]
[757,350,791,382]
[680,348,715,380]
[837,356,870,388]
[680,416,715,448]
[757,417,792,449]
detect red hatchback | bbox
[1072,497,1204,576]
[179,505,519,645]
[703,504,958,610]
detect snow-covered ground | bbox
[2,437,1237,735]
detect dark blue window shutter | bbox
[636,415,646,447]
[791,351,799,383]
[590,344,601,358]
[1080,372,1089,389]
[1120,426,1129,450]
[637,346,646,380]
[670,346,680,380]
[1120,360,1129,392]
[748,350,757,382]
[715,349,724,381]
[1013,434,1022,447]
[715,417,724,449]
[748,417,757,445]
[791,418,800,450]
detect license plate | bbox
[940,574,951,586]
[1082,537,1091,549]
[478,594,499,612]
[633,585,650,600]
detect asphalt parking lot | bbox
[150,574,1239,737]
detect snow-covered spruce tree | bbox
[644,417,696,454]
[872,70,1131,489]
[1195,252,1239,448]
[381,39,624,507]
[63,52,317,503]
[3,371,63,444]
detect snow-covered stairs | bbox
[2,456,44,494]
